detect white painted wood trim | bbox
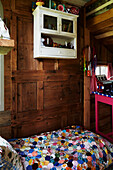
[0,0,4,111]
[0,0,3,18]
[0,55,4,111]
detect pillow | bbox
[0,136,23,170]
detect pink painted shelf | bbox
[95,93,113,143]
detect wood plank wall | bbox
[1,0,84,138]
[84,1,113,134]
[90,36,113,132]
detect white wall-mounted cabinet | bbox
[33,6,78,59]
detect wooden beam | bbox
[95,31,113,39]
[87,8,113,27]
[86,0,113,17]
[87,17,113,32]
[62,0,87,7]
[11,70,78,83]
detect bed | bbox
[0,125,113,169]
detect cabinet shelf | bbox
[39,46,76,59]
[0,39,14,55]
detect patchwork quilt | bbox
[8,125,113,170]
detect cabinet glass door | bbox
[62,19,73,33]
[44,15,57,31]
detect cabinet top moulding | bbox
[33,6,79,18]
[0,39,14,55]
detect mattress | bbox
[8,125,113,170]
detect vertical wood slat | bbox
[37,60,43,70]
[54,60,59,70]
[12,81,18,138]
[83,7,90,129]
[11,126,18,138]
[84,75,90,128]
[37,81,44,110]
[17,83,22,112]
[11,0,15,10]
[10,13,17,112]
[61,114,67,129]
[12,82,17,125]
[10,14,17,71]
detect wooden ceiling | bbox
[86,7,113,53]
[62,0,90,7]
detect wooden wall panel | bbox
[67,103,82,126]
[1,0,11,10]
[0,111,11,127]
[2,0,83,138]
[17,18,33,45]
[44,81,71,109]
[14,116,61,138]
[58,59,80,73]
[15,0,34,12]
[43,60,55,70]
[44,80,80,109]
[11,70,82,137]
[0,126,11,139]
[0,111,11,139]
[17,17,38,70]
[18,45,34,70]
[11,106,72,137]
[17,82,37,112]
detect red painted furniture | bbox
[95,93,113,143]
